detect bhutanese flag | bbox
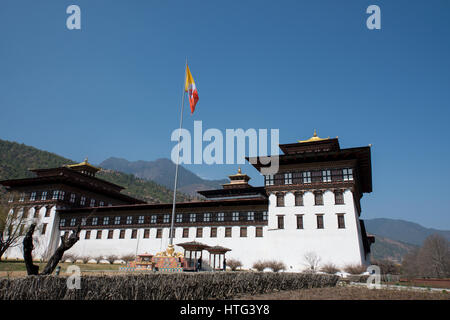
[185,64,199,114]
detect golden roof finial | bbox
[84,156,89,163]
[238,167,242,174]
[298,129,330,143]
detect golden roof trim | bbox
[66,157,101,171]
[298,129,330,143]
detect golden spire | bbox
[298,129,330,143]
[238,167,242,174]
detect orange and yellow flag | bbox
[185,65,199,113]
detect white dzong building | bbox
[1,132,374,271]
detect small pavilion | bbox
[176,241,210,270]
[207,245,231,271]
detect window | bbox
[284,173,292,185]
[295,192,303,206]
[41,192,47,201]
[81,217,87,226]
[240,227,247,237]
[85,230,91,239]
[143,229,150,238]
[322,170,332,182]
[60,219,66,227]
[103,217,109,225]
[176,214,182,223]
[8,195,14,203]
[232,212,239,221]
[80,196,86,206]
[316,215,324,229]
[163,214,170,224]
[182,228,189,238]
[70,194,76,203]
[210,227,217,238]
[203,213,211,222]
[265,174,274,186]
[92,217,98,226]
[131,229,137,239]
[343,168,353,181]
[189,214,196,223]
[296,215,304,229]
[30,192,36,201]
[217,212,224,222]
[302,171,311,184]
[126,216,132,224]
[33,209,39,218]
[256,227,263,237]
[45,207,51,217]
[114,216,121,225]
[263,211,268,221]
[90,199,96,207]
[337,214,345,229]
[42,223,47,235]
[314,192,323,205]
[119,230,125,239]
[277,215,284,229]
[58,191,65,200]
[276,193,284,207]
[99,201,104,207]
[335,190,344,204]
[19,193,25,202]
[70,218,76,226]
[225,227,232,238]
[247,211,254,221]
[138,216,145,224]
[108,230,114,239]
[151,215,157,224]
[52,191,59,200]
[196,228,203,238]
[96,230,102,239]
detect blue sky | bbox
[1,1,449,229]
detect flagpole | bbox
[169,58,187,246]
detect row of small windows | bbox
[10,190,111,207]
[276,213,346,230]
[275,190,345,207]
[10,207,52,219]
[265,168,353,186]
[67,226,265,240]
[60,211,269,228]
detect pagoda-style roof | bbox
[176,241,210,251]
[206,245,231,254]
[0,165,145,204]
[66,158,100,176]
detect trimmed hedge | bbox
[0,272,339,300]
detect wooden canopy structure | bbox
[176,241,210,270]
[206,245,231,271]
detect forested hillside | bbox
[0,139,190,203]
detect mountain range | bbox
[99,157,228,196]
[1,138,449,262]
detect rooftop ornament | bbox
[298,129,330,143]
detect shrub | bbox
[252,260,269,272]
[79,256,91,264]
[226,258,243,271]
[266,260,286,272]
[105,255,118,264]
[0,273,339,300]
[371,259,401,275]
[320,263,340,274]
[343,264,367,275]
[62,253,77,263]
[121,254,136,262]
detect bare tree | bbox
[417,234,450,278]
[23,222,81,275]
[0,192,26,261]
[303,251,321,271]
